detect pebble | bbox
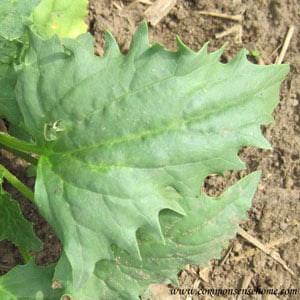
[279,221,288,231]
[290,98,298,106]
[232,241,243,253]
[167,20,177,30]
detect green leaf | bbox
[0,1,32,134]
[0,0,86,128]
[0,36,23,124]
[0,259,60,300]
[15,23,289,299]
[0,168,41,251]
[31,0,88,38]
[0,0,41,40]
[54,172,261,300]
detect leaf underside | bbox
[1,21,289,299]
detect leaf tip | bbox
[209,42,227,60]
[104,30,121,57]
[128,21,150,56]
[176,36,195,54]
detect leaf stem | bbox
[0,164,34,203]
[0,143,38,165]
[18,246,32,263]
[0,132,42,155]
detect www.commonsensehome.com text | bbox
[170,288,299,297]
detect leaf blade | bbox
[15,23,289,298]
[92,172,261,300]
[0,260,60,300]
[0,169,42,251]
[0,0,41,40]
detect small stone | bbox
[279,221,288,231]
[232,241,243,253]
[291,99,298,106]
[167,20,177,30]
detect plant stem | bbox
[0,164,34,203]
[0,132,42,155]
[0,143,38,165]
[18,246,32,263]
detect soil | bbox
[0,0,299,299]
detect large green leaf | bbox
[0,169,41,251]
[0,259,60,300]
[53,172,260,299]
[15,23,289,299]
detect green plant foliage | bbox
[0,2,290,298]
[57,172,261,299]
[0,37,23,125]
[0,259,60,299]
[2,22,286,299]
[0,0,41,40]
[0,0,87,130]
[31,0,88,38]
[0,0,32,127]
[0,169,41,252]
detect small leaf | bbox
[248,50,261,57]
[0,259,60,299]
[0,0,34,135]
[0,169,42,251]
[0,37,23,125]
[31,0,88,38]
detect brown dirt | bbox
[1,0,299,299]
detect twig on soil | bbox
[255,55,265,65]
[112,1,124,10]
[275,25,295,64]
[143,0,177,26]
[215,25,243,43]
[270,44,282,61]
[219,244,233,265]
[198,266,210,283]
[237,273,253,300]
[237,227,295,276]
[233,235,296,262]
[130,0,153,4]
[127,0,153,9]
[197,11,243,22]
[184,264,199,276]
